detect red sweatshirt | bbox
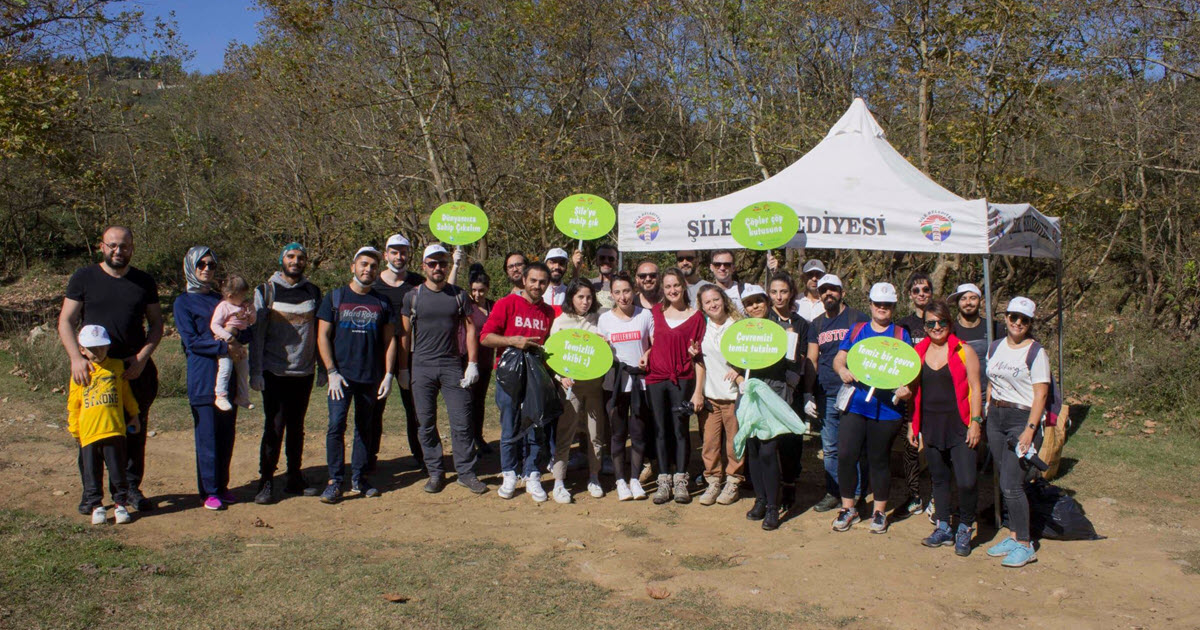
[645,305,705,385]
[479,293,554,368]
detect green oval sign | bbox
[846,336,920,390]
[554,194,616,241]
[544,329,614,381]
[731,201,800,251]
[719,318,789,370]
[429,201,489,245]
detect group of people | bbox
[58,226,1055,568]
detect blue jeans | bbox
[818,390,863,497]
[496,383,551,477]
[327,380,378,485]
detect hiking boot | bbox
[91,506,107,525]
[745,499,767,521]
[698,477,722,506]
[716,479,741,505]
[762,505,780,531]
[922,521,954,548]
[497,471,517,499]
[986,537,1021,558]
[813,493,840,513]
[831,507,860,532]
[457,476,488,495]
[78,501,92,516]
[629,478,647,500]
[319,483,342,504]
[127,489,154,512]
[672,473,691,504]
[254,478,275,505]
[869,511,889,534]
[955,524,974,557]
[652,474,673,505]
[423,475,445,494]
[780,483,796,511]
[615,479,633,501]
[113,505,132,524]
[285,472,319,497]
[1001,542,1037,568]
[639,462,655,484]
[526,473,547,503]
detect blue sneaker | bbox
[955,524,974,557]
[922,521,954,547]
[319,483,342,504]
[1001,542,1037,568]
[986,537,1021,557]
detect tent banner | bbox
[619,199,991,255]
[987,203,1062,259]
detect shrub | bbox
[11,324,188,397]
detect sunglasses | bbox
[871,302,895,309]
[425,260,448,269]
[923,319,950,330]
[911,286,932,295]
[195,260,214,270]
[637,273,659,280]
[1006,313,1031,325]
[676,255,696,262]
[820,287,841,294]
[598,255,617,262]
[711,261,733,268]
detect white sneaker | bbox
[214,395,233,411]
[91,506,107,525]
[629,478,647,500]
[114,505,131,524]
[527,474,547,502]
[552,485,571,504]
[615,479,632,501]
[587,477,604,498]
[497,471,517,499]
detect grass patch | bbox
[621,523,650,538]
[1176,549,1200,576]
[679,553,740,571]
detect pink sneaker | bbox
[218,490,238,505]
[204,496,223,511]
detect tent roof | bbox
[617,98,1059,258]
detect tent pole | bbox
[983,256,994,347]
[1057,255,1064,389]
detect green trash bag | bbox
[734,378,809,460]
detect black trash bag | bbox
[521,350,563,432]
[1003,478,1104,541]
[495,347,527,399]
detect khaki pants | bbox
[552,381,606,480]
[700,399,743,481]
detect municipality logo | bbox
[920,212,953,243]
[635,213,660,243]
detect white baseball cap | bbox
[1006,296,1036,319]
[802,259,827,275]
[77,325,111,348]
[353,246,382,261]
[868,282,898,303]
[385,234,410,249]
[423,244,449,259]
[949,283,982,301]
[544,247,569,262]
[817,274,843,289]
[740,284,768,303]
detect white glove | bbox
[459,362,479,388]
[453,247,466,263]
[803,394,818,419]
[397,368,411,390]
[377,373,393,400]
[250,373,265,392]
[327,370,346,401]
[738,380,748,395]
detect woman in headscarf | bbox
[174,246,246,511]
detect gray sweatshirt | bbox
[250,271,322,377]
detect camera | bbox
[1006,436,1049,472]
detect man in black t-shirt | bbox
[58,226,163,513]
[399,245,485,494]
[371,234,427,473]
[896,272,933,515]
[316,247,398,503]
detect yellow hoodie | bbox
[67,358,140,447]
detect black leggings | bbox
[837,413,901,503]
[926,441,978,526]
[646,379,693,475]
[609,390,647,482]
[747,437,780,505]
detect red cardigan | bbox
[645,305,705,385]
[912,334,972,435]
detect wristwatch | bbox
[970,416,982,424]
[1027,422,1038,430]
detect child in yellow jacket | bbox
[68,325,140,525]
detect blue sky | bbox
[141,1,263,74]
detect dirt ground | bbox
[2,407,1197,630]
